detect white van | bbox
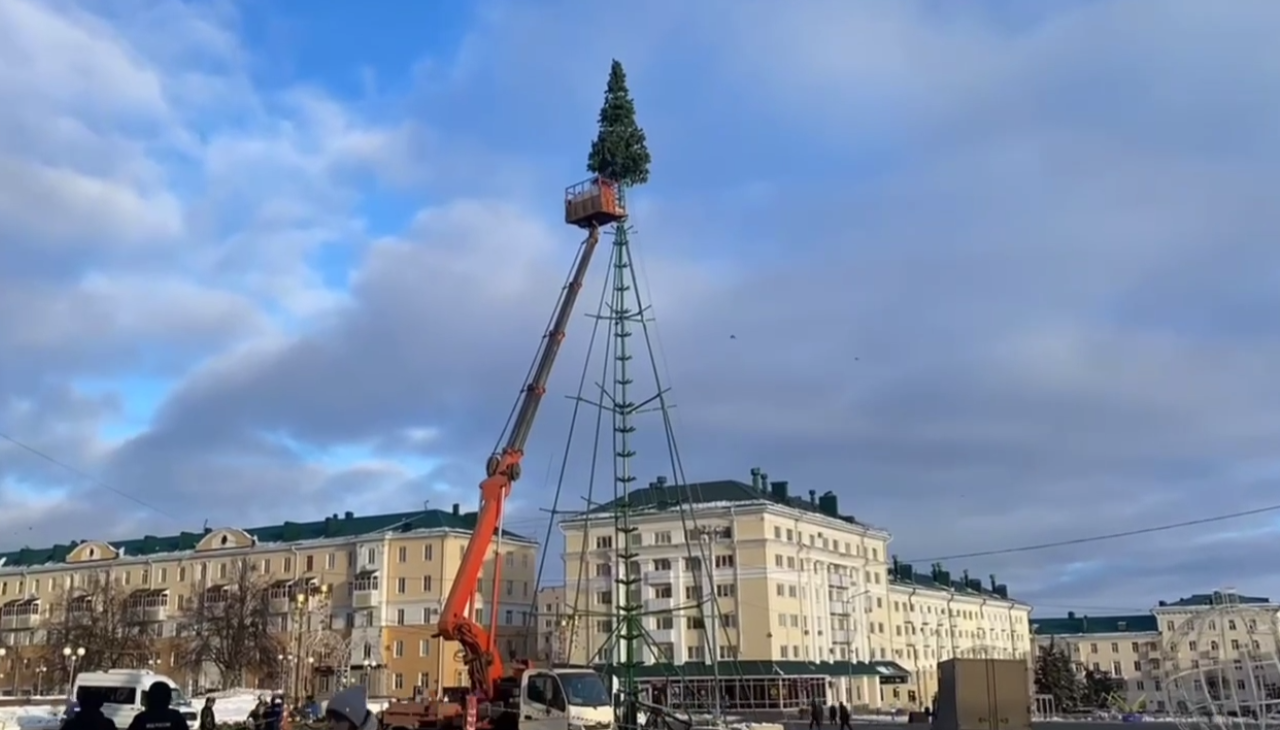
[71,670,199,728]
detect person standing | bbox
[62,691,117,730]
[838,702,853,730]
[198,697,216,730]
[127,682,191,730]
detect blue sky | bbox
[4,0,1280,611]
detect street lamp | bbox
[36,665,47,696]
[62,647,85,697]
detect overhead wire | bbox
[0,431,179,520]
[902,503,1280,563]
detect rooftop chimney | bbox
[451,503,461,516]
[750,467,762,490]
[656,476,667,486]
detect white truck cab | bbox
[518,668,614,730]
[71,669,198,728]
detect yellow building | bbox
[558,470,1032,711]
[534,585,570,662]
[1033,590,1280,714]
[0,505,538,698]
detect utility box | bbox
[931,658,1031,730]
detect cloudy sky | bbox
[3,0,1280,616]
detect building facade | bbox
[534,585,569,662]
[0,506,538,698]
[1033,591,1280,714]
[558,470,1032,711]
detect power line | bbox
[0,431,179,520]
[904,503,1280,562]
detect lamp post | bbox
[61,646,85,697]
[35,665,47,697]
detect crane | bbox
[435,176,627,703]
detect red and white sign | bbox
[465,695,477,730]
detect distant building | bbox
[0,506,537,698]
[559,469,1033,711]
[1033,591,1279,713]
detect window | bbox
[652,558,671,571]
[422,576,433,592]
[394,640,404,658]
[774,526,782,539]
[774,555,784,568]
[397,546,408,563]
[305,555,314,572]
[721,613,738,628]
[714,555,734,569]
[396,578,407,595]
[686,645,705,661]
[595,563,611,578]
[283,556,292,573]
[654,531,672,545]
[505,580,513,596]
[653,584,672,599]
[684,585,703,600]
[420,640,431,657]
[683,557,702,572]
[715,584,735,598]
[686,616,705,630]
[217,563,227,580]
[178,566,187,583]
[596,591,612,606]
[423,544,434,561]
[326,553,336,570]
[654,614,674,630]
[396,609,405,626]
[1110,643,1118,653]
[393,673,404,691]
[595,536,613,549]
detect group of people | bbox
[62,682,378,730]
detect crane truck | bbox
[381,179,628,730]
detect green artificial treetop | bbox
[586,59,652,188]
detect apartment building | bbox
[534,585,569,662]
[559,469,1032,710]
[0,505,538,698]
[1033,591,1280,713]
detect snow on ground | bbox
[0,698,63,730]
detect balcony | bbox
[829,573,849,589]
[832,629,852,644]
[0,599,39,631]
[646,597,675,612]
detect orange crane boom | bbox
[435,221,603,699]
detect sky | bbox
[3,0,1280,618]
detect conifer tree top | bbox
[586,59,651,188]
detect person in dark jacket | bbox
[808,699,823,729]
[838,702,853,730]
[198,698,216,730]
[63,690,117,730]
[324,685,378,730]
[127,681,191,730]
[261,696,284,730]
[247,698,267,730]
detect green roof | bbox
[580,478,867,527]
[0,508,532,570]
[593,660,909,679]
[1033,614,1159,636]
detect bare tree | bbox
[174,557,283,686]
[43,570,157,681]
